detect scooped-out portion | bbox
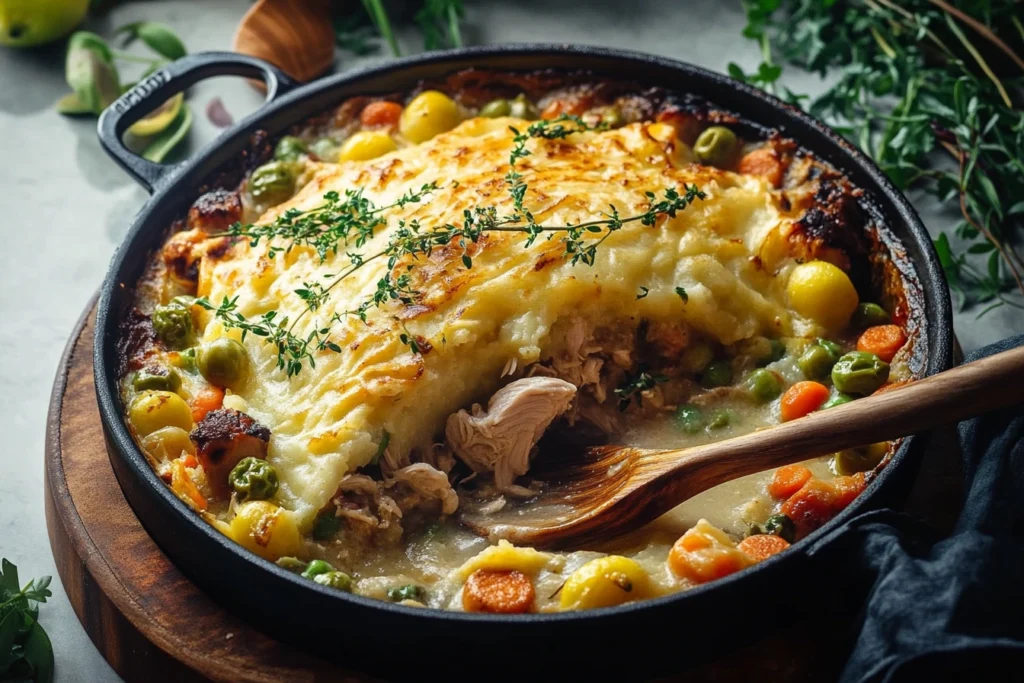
[119,69,915,613]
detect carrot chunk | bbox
[831,473,867,510]
[857,325,907,363]
[737,147,784,187]
[781,479,836,535]
[780,381,831,422]
[170,457,207,511]
[190,386,224,423]
[359,101,403,129]
[462,569,535,614]
[768,464,813,499]
[737,534,791,562]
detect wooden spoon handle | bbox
[645,345,1024,496]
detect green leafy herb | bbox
[615,366,669,411]
[732,0,1024,314]
[636,286,650,299]
[675,286,688,303]
[205,115,706,376]
[335,0,466,57]
[386,584,426,602]
[0,559,54,683]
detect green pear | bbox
[0,0,89,48]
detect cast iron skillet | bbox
[95,45,953,680]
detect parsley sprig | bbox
[200,115,706,375]
[0,559,53,683]
[730,0,1024,315]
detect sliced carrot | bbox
[831,473,867,510]
[780,381,831,422]
[768,464,813,499]
[171,458,208,511]
[737,147,784,187]
[190,385,224,423]
[737,534,791,562]
[359,100,403,129]
[462,569,535,614]
[668,542,749,584]
[781,479,836,536]
[857,325,907,363]
[874,379,912,395]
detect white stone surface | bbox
[0,1,1020,681]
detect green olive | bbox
[387,584,425,602]
[228,457,279,502]
[745,368,783,402]
[707,409,732,430]
[797,339,841,379]
[197,337,249,388]
[831,351,889,395]
[301,559,334,580]
[274,135,308,162]
[674,405,704,434]
[508,93,539,120]
[834,443,888,475]
[313,571,353,591]
[701,360,732,388]
[479,98,511,118]
[151,298,196,350]
[763,514,796,542]
[132,365,182,393]
[853,302,890,328]
[249,161,297,205]
[693,125,739,168]
[821,392,854,409]
[309,137,340,162]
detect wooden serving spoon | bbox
[233,0,335,86]
[460,345,1024,550]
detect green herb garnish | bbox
[0,559,53,683]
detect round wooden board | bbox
[44,300,965,683]
[44,301,372,683]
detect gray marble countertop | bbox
[1,1,1021,681]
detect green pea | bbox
[674,405,704,434]
[276,557,308,573]
[301,560,334,579]
[151,297,196,350]
[313,571,353,591]
[693,125,739,168]
[797,339,842,380]
[707,409,732,430]
[831,351,889,395]
[132,365,182,393]
[745,368,783,402]
[701,360,732,388]
[479,98,511,118]
[763,514,796,543]
[228,457,279,502]
[508,93,538,120]
[309,137,340,162]
[853,302,889,328]
[197,337,249,388]
[249,161,297,205]
[386,584,425,602]
[274,135,308,162]
[821,392,854,409]
[312,507,340,541]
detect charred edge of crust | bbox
[191,408,271,458]
[187,188,243,233]
[117,308,157,377]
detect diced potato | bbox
[129,390,193,437]
[455,540,555,580]
[140,426,195,463]
[338,131,398,162]
[228,501,301,561]
[786,261,859,329]
[559,555,651,610]
[399,90,460,144]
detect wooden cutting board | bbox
[44,299,964,682]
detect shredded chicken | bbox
[386,463,459,515]
[445,377,577,490]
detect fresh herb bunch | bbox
[58,22,192,163]
[731,0,1024,314]
[0,560,53,683]
[336,0,465,56]
[200,115,706,376]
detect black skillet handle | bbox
[97,51,297,194]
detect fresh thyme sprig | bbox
[731,0,1024,315]
[200,115,706,375]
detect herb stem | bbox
[928,0,1024,74]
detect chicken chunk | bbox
[387,463,459,515]
[191,408,270,497]
[445,377,577,490]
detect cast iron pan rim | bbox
[94,44,954,625]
